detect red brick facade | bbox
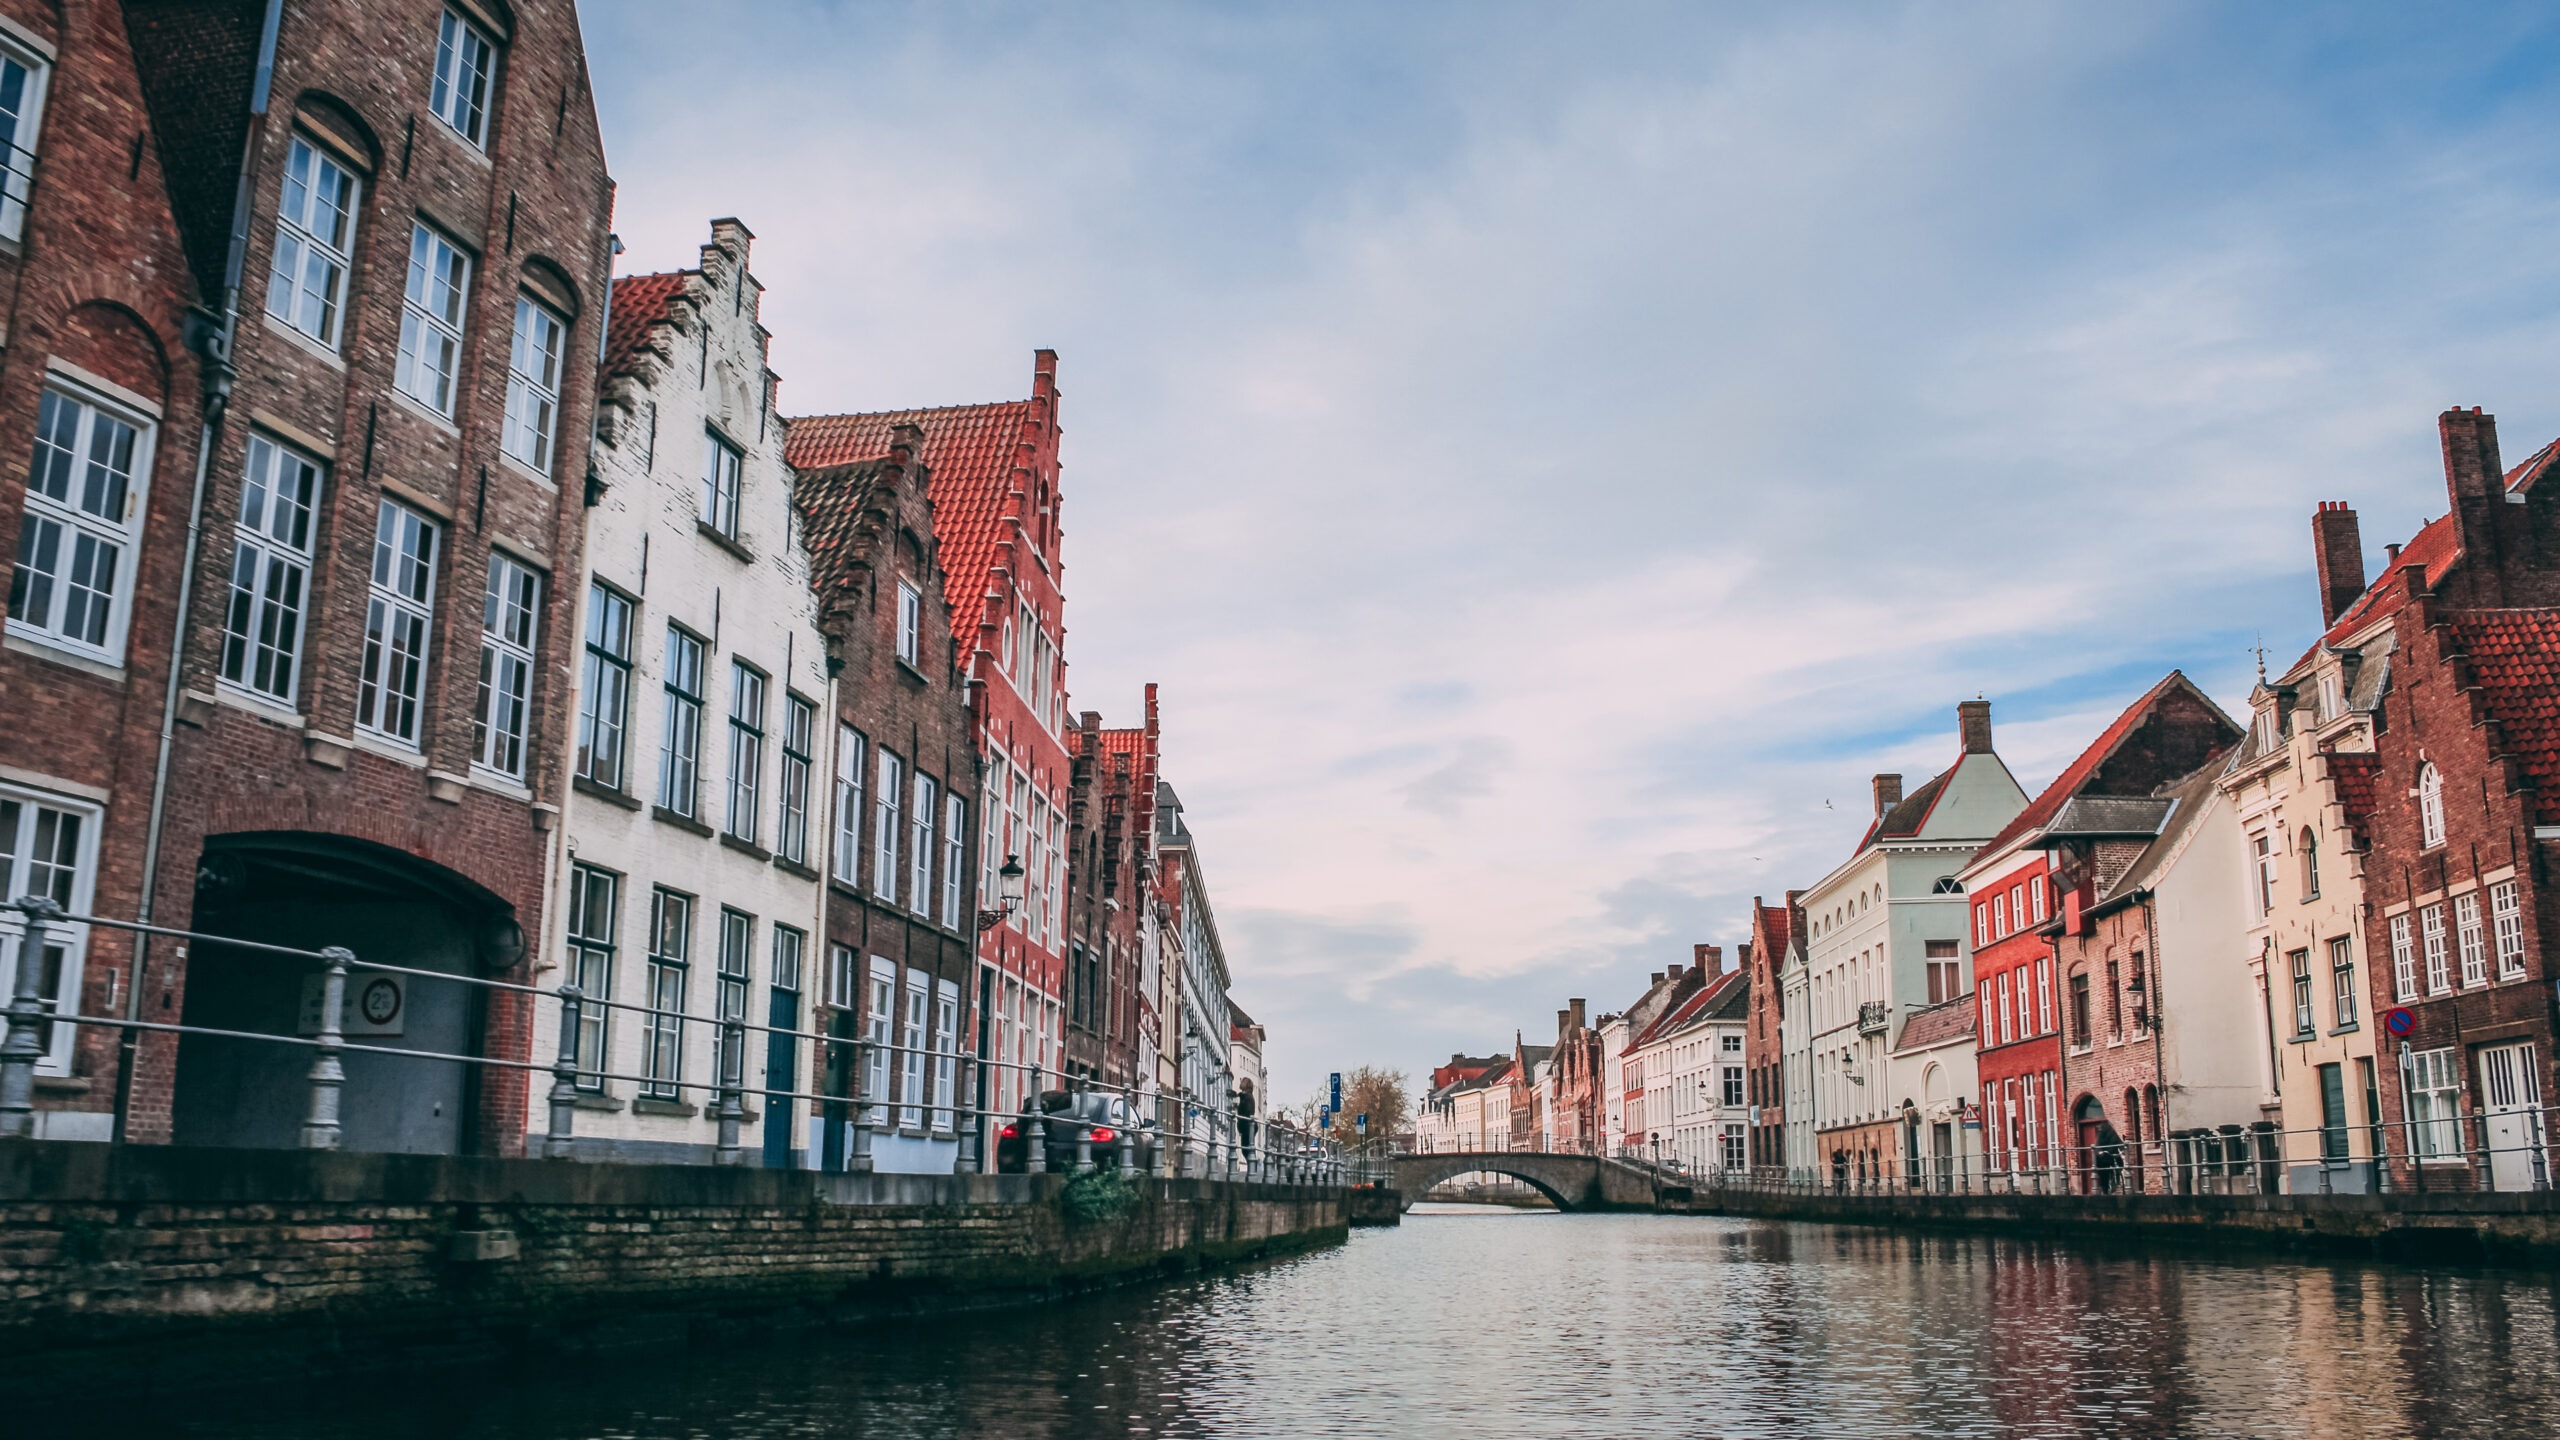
[1742,896,1792,1168]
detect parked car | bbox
[997,1090,1161,1173]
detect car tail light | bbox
[1090,1127,1117,1145]
[1000,1124,1018,1139]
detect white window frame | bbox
[642,888,691,1100]
[2330,935,2358,1029]
[502,294,566,474]
[900,967,929,1128]
[832,725,865,887]
[576,581,634,789]
[8,381,154,665]
[909,772,937,918]
[472,552,540,780]
[355,499,438,746]
[873,749,903,902]
[933,978,960,1131]
[0,39,49,241]
[863,956,895,1120]
[2491,880,2527,981]
[429,6,498,148]
[2454,891,2488,990]
[2390,912,2417,1003]
[714,908,752,1091]
[563,862,617,1090]
[777,693,814,868]
[395,223,472,416]
[2421,903,2451,997]
[2418,763,2446,850]
[2404,1046,2463,1161]
[265,133,359,348]
[700,430,742,539]
[219,434,324,705]
[941,793,966,930]
[656,625,706,817]
[724,661,766,844]
[896,579,922,666]
[0,784,98,1074]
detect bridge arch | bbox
[1399,1157,1579,1211]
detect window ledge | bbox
[498,451,559,494]
[213,685,305,729]
[772,855,821,883]
[572,1091,625,1113]
[350,731,429,769]
[895,656,930,685]
[631,1097,697,1118]
[467,768,534,802]
[3,628,127,682]
[387,386,463,439]
[257,309,349,370]
[2328,1023,2361,1037]
[650,804,714,838]
[574,774,643,811]
[719,832,772,863]
[696,520,755,564]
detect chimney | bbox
[2312,502,2366,627]
[2439,406,2508,601]
[1667,963,1686,980]
[1694,943,1716,973]
[1557,1008,1570,1035]
[1873,773,1904,818]
[1649,971,1664,987]
[1569,998,1586,1030]
[1958,700,1994,754]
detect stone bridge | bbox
[1389,1151,1674,1212]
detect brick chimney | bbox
[1958,699,1994,754]
[1873,773,1904,818]
[1569,998,1586,1030]
[1667,963,1686,980]
[1649,971,1664,987]
[2441,406,2508,601]
[1694,943,1717,973]
[2312,501,2366,627]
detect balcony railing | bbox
[1857,1000,1890,1035]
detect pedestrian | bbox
[1234,1078,1258,1152]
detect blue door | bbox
[763,969,800,1168]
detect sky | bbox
[582,1,2560,1108]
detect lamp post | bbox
[968,855,1027,1172]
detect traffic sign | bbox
[1329,1072,1343,1111]
[2384,1007,2418,1037]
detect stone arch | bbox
[290,89,385,175]
[1397,1156,1580,1211]
[520,253,582,318]
[48,299,170,407]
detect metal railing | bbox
[0,895,1360,1185]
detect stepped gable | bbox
[2324,751,2383,852]
[604,271,689,378]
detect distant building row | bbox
[1422,406,2560,1196]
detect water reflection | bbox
[70,1204,2560,1439]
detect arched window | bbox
[2417,763,2446,848]
[2299,827,2319,899]
[1932,876,1963,894]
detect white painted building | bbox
[533,220,832,1165]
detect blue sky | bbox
[583,2,2560,1105]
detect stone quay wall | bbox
[1682,1183,2560,1265]
[0,1142,1349,1382]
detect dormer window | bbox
[2299,827,2319,900]
[2417,762,2445,849]
[2319,671,2343,721]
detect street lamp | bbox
[976,854,1027,931]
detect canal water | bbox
[87,1204,2560,1439]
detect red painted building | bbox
[787,353,1074,1124]
[1742,896,1794,1169]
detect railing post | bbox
[1026,1091,1048,1175]
[714,1017,746,1166]
[1118,1122,1137,1177]
[960,1058,985,1174]
[1075,1119,1095,1175]
[298,946,353,1150]
[0,895,65,1139]
[849,1040,875,1174]
[545,982,583,1161]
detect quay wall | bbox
[0,1141,1348,1381]
[1683,1184,2560,1264]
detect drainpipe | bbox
[113,0,286,1141]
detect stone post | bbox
[0,896,66,1139]
[1118,1123,1137,1176]
[714,1017,746,1165]
[298,947,354,1150]
[849,1040,874,1173]
[1026,1091,1048,1175]
[545,982,583,1160]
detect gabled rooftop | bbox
[2448,608,2560,824]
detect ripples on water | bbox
[87,1203,2560,1439]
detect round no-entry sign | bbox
[2384,1007,2417,1037]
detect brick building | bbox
[4,1,612,1154]
[1741,895,1794,1169]
[2349,408,2560,1192]
[1543,996,1602,1152]
[531,220,834,1167]
[1065,689,1159,1092]
[787,354,1073,1130]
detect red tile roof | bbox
[1634,968,1743,1047]
[786,402,1034,669]
[2325,751,2382,851]
[1099,728,1144,757]
[1755,904,1791,960]
[1973,672,2208,861]
[1895,995,1975,1054]
[605,271,689,380]
[2449,609,2560,824]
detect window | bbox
[472,554,539,779]
[2421,903,2451,996]
[895,580,922,667]
[2330,936,2358,1029]
[643,889,691,1099]
[2035,958,2052,1034]
[700,431,742,539]
[1923,939,1960,1004]
[429,7,497,147]
[395,224,471,416]
[563,864,616,1089]
[825,943,856,1011]
[2417,763,2446,849]
[2300,827,2320,900]
[0,42,48,240]
[10,385,151,661]
[502,296,566,474]
[1974,903,1988,946]
[873,749,904,901]
[934,978,960,1131]
[1722,1065,1744,1108]
[862,957,894,1116]
[900,969,929,1128]
[909,773,937,918]
[220,435,323,702]
[724,662,766,843]
[265,135,358,346]
[941,793,966,929]
[2390,912,2417,1002]
[355,500,438,745]
[576,583,634,788]
[656,626,706,817]
[1997,972,2014,1046]
[1979,980,1993,1042]
[2491,880,2527,981]
[2030,878,2047,924]
[2009,884,2026,935]
[1992,894,2006,938]
[2404,1046,2462,1161]
[2105,960,2123,1040]
[714,909,752,1093]
[2454,892,2488,989]
[0,789,94,1073]
[2289,949,2314,1037]
[831,726,865,886]
[2251,834,2277,918]
[777,694,814,867]
[2067,972,2090,1048]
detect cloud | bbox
[583,1,2560,1103]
